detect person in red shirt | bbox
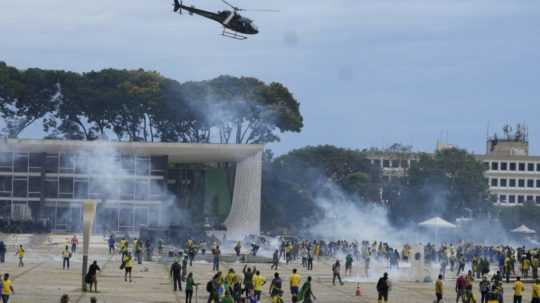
[455,275,466,303]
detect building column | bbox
[224,151,262,240]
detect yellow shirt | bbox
[290,274,301,288]
[17,248,25,257]
[513,281,524,296]
[532,283,540,298]
[435,280,443,294]
[63,250,71,258]
[2,279,12,295]
[226,272,235,286]
[123,256,134,268]
[253,275,266,291]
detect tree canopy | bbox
[0,62,303,144]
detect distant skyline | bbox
[2,0,539,155]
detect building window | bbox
[13,177,28,197]
[0,176,12,195]
[518,195,524,203]
[14,153,29,173]
[527,179,534,188]
[499,195,507,203]
[537,163,540,172]
[0,152,12,170]
[491,162,498,170]
[390,160,399,168]
[74,178,89,199]
[59,153,75,173]
[518,179,525,188]
[500,178,507,187]
[518,162,525,171]
[501,162,508,171]
[528,163,535,171]
[536,196,540,204]
[526,195,534,202]
[373,159,381,167]
[490,178,498,187]
[401,160,409,169]
[510,162,516,171]
[483,162,489,170]
[45,155,59,173]
[135,156,150,176]
[59,177,74,194]
[509,179,516,187]
[537,180,540,188]
[383,160,390,168]
[29,177,41,198]
[509,195,516,203]
[45,178,58,198]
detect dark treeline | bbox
[0,61,303,144]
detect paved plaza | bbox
[0,233,536,303]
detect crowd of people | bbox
[1,232,540,303]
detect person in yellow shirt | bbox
[252,270,266,302]
[435,274,443,303]
[123,252,134,283]
[15,245,25,267]
[1,273,15,303]
[522,259,531,279]
[289,268,302,303]
[513,276,525,303]
[225,268,236,289]
[62,245,72,270]
[531,279,540,303]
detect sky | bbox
[1,0,540,155]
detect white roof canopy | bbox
[0,138,263,163]
[511,225,536,234]
[418,217,457,229]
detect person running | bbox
[270,272,283,303]
[512,276,524,303]
[62,245,72,270]
[86,260,101,292]
[1,273,14,303]
[332,260,344,286]
[170,260,182,291]
[253,270,266,302]
[290,269,302,303]
[376,272,390,303]
[435,274,444,303]
[123,252,134,283]
[532,279,540,303]
[298,276,316,303]
[15,245,24,267]
[185,272,199,303]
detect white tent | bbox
[511,225,536,234]
[418,217,457,229]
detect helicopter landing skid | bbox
[222,28,247,40]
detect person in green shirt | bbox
[185,272,199,303]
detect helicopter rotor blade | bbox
[239,9,280,12]
[221,0,240,11]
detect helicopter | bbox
[173,0,277,40]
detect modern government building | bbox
[0,138,263,238]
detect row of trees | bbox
[261,145,498,232]
[0,61,303,144]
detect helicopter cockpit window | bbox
[250,22,258,31]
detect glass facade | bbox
[0,151,167,232]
